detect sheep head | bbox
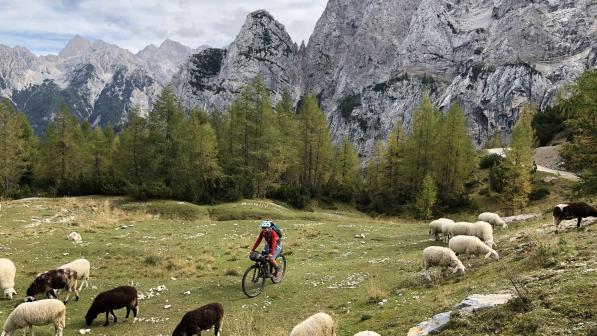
[3,288,16,299]
[25,281,44,298]
[85,308,99,326]
[452,264,465,274]
[485,250,500,261]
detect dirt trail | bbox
[486,146,580,181]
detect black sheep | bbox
[85,285,138,326]
[26,268,79,303]
[172,302,224,336]
[553,202,597,232]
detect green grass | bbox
[0,193,595,335]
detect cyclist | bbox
[250,220,282,278]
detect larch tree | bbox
[502,104,536,212]
[146,86,187,192]
[415,174,438,219]
[403,92,440,197]
[116,107,150,187]
[382,121,409,208]
[182,109,221,202]
[0,99,28,192]
[329,136,361,201]
[435,102,476,200]
[297,94,333,193]
[39,102,83,184]
[559,69,597,192]
[275,91,301,187]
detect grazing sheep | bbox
[26,269,79,303]
[0,258,17,299]
[553,202,597,232]
[478,212,507,228]
[58,259,90,291]
[172,302,224,336]
[66,232,82,242]
[448,236,499,261]
[85,285,138,327]
[354,331,381,336]
[290,312,336,336]
[429,218,454,241]
[0,299,65,336]
[422,246,466,281]
[468,221,496,248]
[445,222,472,241]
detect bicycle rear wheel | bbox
[242,265,266,298]
[271,254,287,284]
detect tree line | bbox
[5,70,594,216]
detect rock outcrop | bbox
[172,10,302,112]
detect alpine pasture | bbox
[0,192,595,335]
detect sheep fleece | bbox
[290,312,336,336]
[0,258,16,297]
[1,299,65,335]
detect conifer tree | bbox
[0,99,28,192]
[39,102,83,185]
[88,127,109,186]
[404,92,440,196]
[559,69,597,192]
[182,109,221,202]
[297,94,333,192]
[275,91,301,186]
[435,102,476,200]
[415,174,437,219]
[146,86,186,193]
[116,107,149,186]
[382,121,409,208]
[502,104,536,212]
[329,136,360,201]
[218,78,282,197]
[363,140,385,204]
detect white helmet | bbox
[259,220,272,228]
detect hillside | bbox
[0,180,595,335]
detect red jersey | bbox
[251,229,278,255]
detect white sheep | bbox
[445,222,471,241]
[66,232,82,242]
[478,212,507,228]
[58,258,90,292]
[468,221,496,248]
[429,218,454,241]
[290,312,336,336]
[1,299,66,336]
[422,246,466,281]
[0,258,17,299]
[354,331,381,336]
[448,235,499,261]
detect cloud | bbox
[0,0,327,55]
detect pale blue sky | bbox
[0,0,327,55]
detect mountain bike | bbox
[242,251,287,298]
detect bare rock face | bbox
[172,10,302,112]
[302,0,597,157]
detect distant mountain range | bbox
[2,0,596,157]
[0,36,206,133]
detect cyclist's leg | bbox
[272,244,282,259]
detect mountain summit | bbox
[59,35,92,58]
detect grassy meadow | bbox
[0,178,595,335]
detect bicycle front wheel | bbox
[242,265,266,298]
[271,254,287,284]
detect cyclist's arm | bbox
[268,230,278,256]
[251,232,264,251]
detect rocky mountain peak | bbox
[172,9,302,112]
[59,35,91,58]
